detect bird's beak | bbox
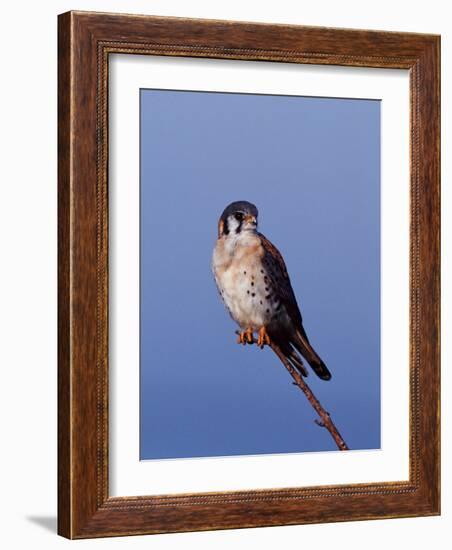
[244,214,257,226]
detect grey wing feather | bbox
[258,232,331,381]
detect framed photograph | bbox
[58,11,440,538]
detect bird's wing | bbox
[259,232,331,380]
[258,232,304,330]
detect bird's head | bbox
[218,201,258,238]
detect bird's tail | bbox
[270,333,308,378]
[291,329,332,381]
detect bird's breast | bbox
[212,234,283,330]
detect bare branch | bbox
[269,340,349,451]
[238,331,349,450]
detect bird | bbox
[212,200,331,381]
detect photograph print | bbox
[139,88,380,460]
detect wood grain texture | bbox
[57,10,71,538]
[57,10,440,539]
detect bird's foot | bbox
[237,328,254,345]
[257,326,271,349]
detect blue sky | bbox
[140,89,381,459]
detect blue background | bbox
[140,89,381,459]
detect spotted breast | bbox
[212,230,285,332]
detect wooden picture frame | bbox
[58,10,440,539]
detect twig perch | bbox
[238,331,348,451]
[269,341,349,451]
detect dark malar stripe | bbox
[223,218,230,235]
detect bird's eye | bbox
[234,213,244,221]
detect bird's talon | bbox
[257,326,271,348]
[237,328,254,345]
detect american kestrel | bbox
[212,200,331,380]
